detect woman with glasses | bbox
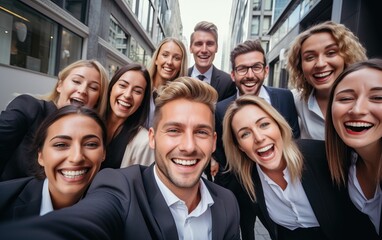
[287,21,367,140]
[222,95,378,240]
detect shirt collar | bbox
[191,65,213,81]
[40,178,54,216]
[153,165,214,208]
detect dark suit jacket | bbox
[214,86,300,183]
[0,177,44,222]
[0,95,57,181]
[232,139,379,240]
[0,164,241,239]
[188,65,236,101]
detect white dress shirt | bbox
[39,178,54,216]
[154,165,214,240]
[348,152,382,234]
[257,164,319,230]
[292,89,325,140]
[237,85,271,104]
[191,65,213,85]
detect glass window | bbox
[51,0,88,24]
[60,28,82,70]
[264,0,272,11]
[123,0,137,13]
[109,15,129,55]
[251,16,260,35]
[262,16,271,34]
[253,0,261,10]
[137,0,154,36]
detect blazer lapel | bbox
[264,86,279,108]
[210,66,218,89]
[13,179,44,220]
[204,180,224,240]
[143,165,179,239]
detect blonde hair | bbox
[45,59,109,117]
[148,37,188,90]
[223,95,303,202]
[190,21,218,44]
[152,76,218,129]
[287,21,367,102]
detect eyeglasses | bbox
[234,63,265,76]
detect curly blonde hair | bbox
[287,21,367,102]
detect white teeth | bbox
[118,100,131,107]
[173,159,197,166]
[313,72,331,78]
[243,82,256,87]
[71,98,85,106]
[61,169,88,178]
[257,144,273,153]
[345,122,373,127]
[163,67,173,72]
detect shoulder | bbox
[216,95,236,112]
[266,86,293,97]
[0,177,41,202]
[204,178,237,202]
[296,139,327,168]
[6,94,55,117]
[212,66,231,78]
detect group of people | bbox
[0,18,380,240]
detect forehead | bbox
[235,51,265,65]
[159,41,183,55]
[336,68,382,91]
[116,70,147,87]
[157,99,213,127]
[47,115,101,135]
[302,32,337,52]
[192,31,216,42]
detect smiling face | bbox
[149,99,216,194]
[155,41,183,83]
[301,32,345,95]
[231,51,268,96]
[38,114,105,209]
[190,31,218,73]
[56,66,101,109]
[232,104,285,173]
[109,70,146,121]
[332,68,382,153]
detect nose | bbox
[252,129,265,143]
[178,130,197,153]
[69,143,85,164]
[315,55,327,68]
[349,98,368,115]
[245,67,255,78]
[201,43,207,52]
[77,83,88,95]
[165,56,173,65]
[123,87,132,99]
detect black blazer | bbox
[0,164,241,239]
[214,86,300,182]
[0,177,44,222]
[232,139,379,240]
[188,65,236,101]
[0,95,57,181]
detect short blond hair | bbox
[190,21,218,45]
[152,76,218,129]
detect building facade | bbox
[0,0,182,110]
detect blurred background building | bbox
[0,0,182,110]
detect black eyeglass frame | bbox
[234,63,265,76]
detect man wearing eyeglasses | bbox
[213,39,300,240]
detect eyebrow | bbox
[302,43,338,54]
[236,116,267,133]
[162,122,213,131]
[49,134,101,142]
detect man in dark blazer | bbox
[0,77,240,240]
[188,21,236,102]
[188,21,236,180]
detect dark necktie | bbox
[197,75,206,81]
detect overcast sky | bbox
[178,0,232,69]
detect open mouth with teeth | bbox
[70,98,85,106]
[59,168,90,179]
[344,122,373,133]
[243,81,258,88]
[118,100,132,108]
[257,144,274,158]
[313,71,333,81]
[172,158,198,167]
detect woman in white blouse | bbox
[222,95,378,240]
